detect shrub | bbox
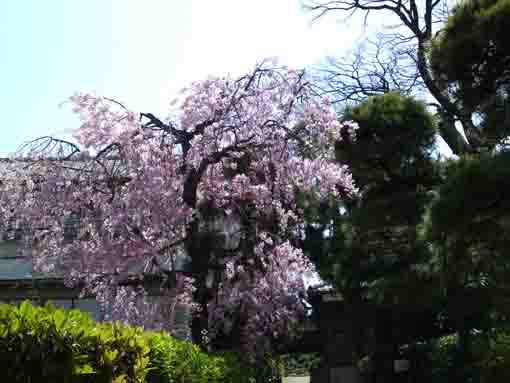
[0,301,257,383]
[413,328,510,383]
[474,327,510,383]
[281,353,321,377]
[146,332,255,383]
[0,301,150,382]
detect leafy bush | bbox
[0,301,150,382]
[146,332,255,383]
[281,353,321,376]
[410,328,510,383]
[0,301,257,383]
[473,327,510,383]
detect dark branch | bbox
[17,136,81,162]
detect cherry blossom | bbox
[0,61,357,355]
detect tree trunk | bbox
[186,216,212,348]
[373,313,395,383]
[416,39,481,154]
[191,298,209,347]
[452,326,473,382]
[189,252,211,348]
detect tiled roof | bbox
[0,238,190,282]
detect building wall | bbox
[0,240,191,340]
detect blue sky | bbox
[0,0,377,155]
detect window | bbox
[75,298,102,321]
[44,298,102,321]
[63,215,81,241]
[2,216,23,242]
[173,303,191,325]
[49,299,74,310]
[0,217,23,259]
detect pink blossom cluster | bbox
[0,61,357,354]
[70,93,139,148]
[209,239,312,356]
[83,273,195,332]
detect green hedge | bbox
[280,353,321,377]
[407,329,510,383]
[0,301,255,383]
[145,332,255,383]
[0,301,150,383]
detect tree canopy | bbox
[307,0,510,154]
[429,0,510,150]
[307,92,440,307]
[0,61,357,357]
[422,152,510,328]
[302,92,442,383]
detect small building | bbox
[0,239,102,319]
[297,285,454,383]
[0,158,192,338]
[0,235,192,339]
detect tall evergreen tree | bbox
[306,0,510,379]
[307,0,481,154]
[429,0,510,151]
[304,92,442,382]
[421,151,510,380]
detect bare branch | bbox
[314,35,424,105]
[104,97,129,111]
[16,136,81,162]
[306,0,483,154]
